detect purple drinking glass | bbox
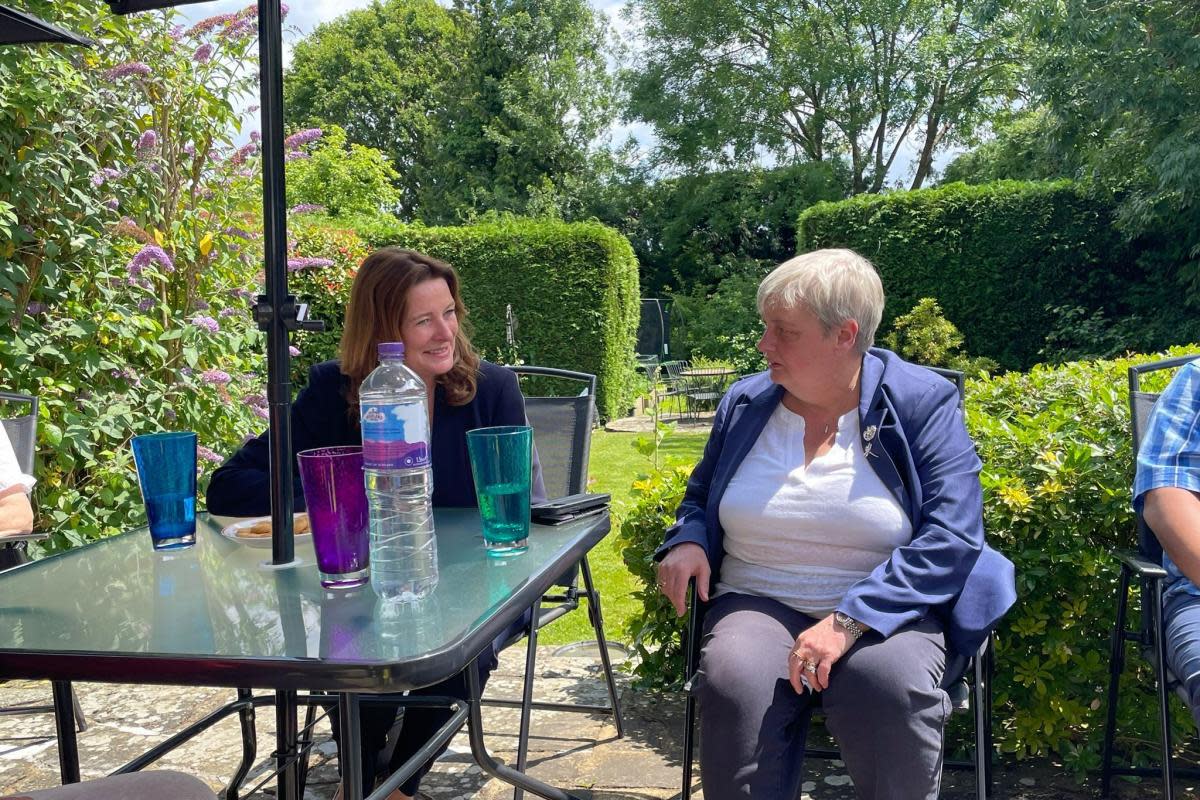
[297,446,370,589]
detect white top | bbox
[715,402,912,615]
[0,425,35,494]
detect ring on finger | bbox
[804,662,817,674]
[790,649,804,661]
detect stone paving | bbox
[0,645,1189,799]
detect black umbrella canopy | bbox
[0,4,92,46]
[105,0,300,567]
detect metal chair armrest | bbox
[1113,548,1168,579]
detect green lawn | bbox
[536,428,709,646]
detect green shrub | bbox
[619,345,1200,769]
[616,465,693,688]
[348,216,640,420]
[883,298,998,378]
[671,269,767,375]
[798,181,1141,370]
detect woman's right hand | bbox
[656,542,710,617]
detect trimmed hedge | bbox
[321,215,641,420]
[619,346,1200,770]
[798,181,1138,370]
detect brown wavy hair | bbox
[339,247,479,418]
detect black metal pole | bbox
[257,0,293,565]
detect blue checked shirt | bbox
[1134,359,1200,601]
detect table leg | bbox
[51,680,80,784]
[275,689,299,800]
[338,693,364,800]
[465,663,583,800]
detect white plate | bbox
[220,514,312,549]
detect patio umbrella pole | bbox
[258,0,295,568]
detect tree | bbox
[285,125,401,217]
[941,108,1076,185]
[624,0,1022,192]
[1025,0,1200,300]
[283,0,469,217]
[418,0,618,223]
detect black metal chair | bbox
[678,366,995,800]
[0,391,87,732]
[1101,353,1200,800]
[657,360,692,421]
[491,365,624,800]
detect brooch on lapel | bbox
[862,424,878,457]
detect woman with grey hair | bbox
[655,249,1014,799]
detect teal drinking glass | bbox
[466,425,533,556]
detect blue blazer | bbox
[657,348,1016,657]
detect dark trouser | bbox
[1164,591,1200,730]
[330,647,498,797]
[696,593,950,800]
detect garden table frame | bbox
[0,509,609,800]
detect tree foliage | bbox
[1024,0,1200,303]
[286,125,401,217]
[283,0,469,217]
[284,0,617,224]
[419,0,618,223]
[624,0,1022,191]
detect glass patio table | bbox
[0,508,610,800]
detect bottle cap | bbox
[377,342,405,358]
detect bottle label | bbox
[360,400,430,469]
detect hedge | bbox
[292,215,640,421]
[618,346,1200,770]
[797,181,1139,370]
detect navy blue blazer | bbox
[207,359,544,516]
[657,348,1016,657]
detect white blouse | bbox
[715,402,912,615]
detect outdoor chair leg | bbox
[973,634,995,800]
[1100,567,1132,798]
[226,687,258,800]
[580,555,624,737]
[513,600,542,800]
[70,687,87,733]
[1153,579,1176,800]
[681,580,702,800]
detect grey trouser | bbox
[696,593,950,800]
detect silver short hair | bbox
[757,248,884,354]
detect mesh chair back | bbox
[0,392,37,475]
[508,367,595,499]
[1128,355,1200,564]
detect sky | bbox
[177,0,949,183]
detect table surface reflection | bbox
[0,509,609,692]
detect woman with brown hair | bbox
[208,246,544,799]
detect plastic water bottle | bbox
[359,342,439,602]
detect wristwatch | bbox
[834,611,866,640]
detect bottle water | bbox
[359,342,438,602]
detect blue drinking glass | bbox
[131,431,198,550]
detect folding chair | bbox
[678,366,996,800]
[491,365,624,800]
[0,391,87,733]
[1101,353,1200,800]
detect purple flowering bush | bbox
[0,3,290,552]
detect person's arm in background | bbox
[0,487,33,536]
[1135,361,1200,584]
[0,426,34,535]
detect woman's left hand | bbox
[787,614,857,694]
